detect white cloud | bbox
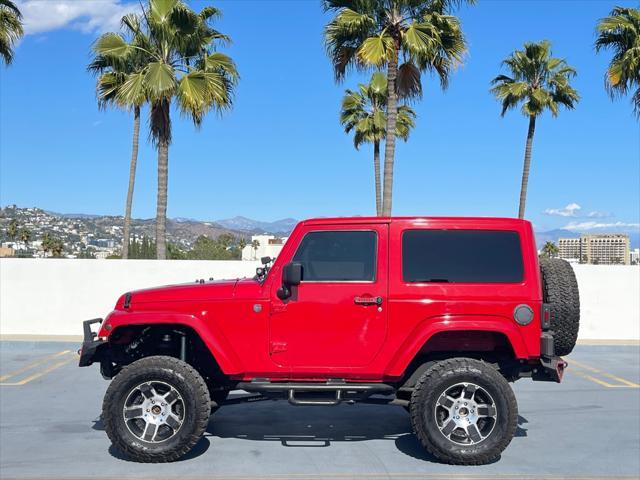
[544,203,582,217]
[17,0,139,36]
[562,221,640,232]
[587,210,611,218]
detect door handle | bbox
[354,296,382,306]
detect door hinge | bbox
[270,341,287,353]
[271,303,287,314]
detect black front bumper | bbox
[78,318,107,367]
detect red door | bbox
[269,224,388,371]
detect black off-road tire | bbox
[539,258,580,356]
[410,358,518,465]
[102,356,210,463]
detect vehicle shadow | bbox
[207,399,530,462]
[208,400,412,446]
[91,401,529,463]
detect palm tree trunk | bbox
[373,140,382,216]
[382,43,399,217]
[518,115,536,219]
[122,106,140,259]
[156,135,169,260]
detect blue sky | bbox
[0,0,638,234]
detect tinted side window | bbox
[402,230,523,283]
[293,231,376,281]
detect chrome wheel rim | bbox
[123,380,185,444]
[433,382,497,445]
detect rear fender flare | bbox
[101,311,243,374]
[385,315,529,377]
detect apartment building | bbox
[558,234,630,265]
[241,234,288,261]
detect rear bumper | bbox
[78,318,106,367]
[533,355,567,383]
[525,330,567,383]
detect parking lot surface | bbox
[0,341,639,480]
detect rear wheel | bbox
[102,356,210,463]
[410,358,518,465]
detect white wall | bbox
[0,259,638,340]
[0,259,259,336]
[571,264,639,340]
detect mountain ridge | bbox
[4,205,638,248]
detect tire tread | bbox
[102,355,210,463]
[410,358,518,465]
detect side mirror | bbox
[282,262,302,286]
[277,262,302,300]
[261,256,273,265]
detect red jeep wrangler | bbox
[79,217,579,465]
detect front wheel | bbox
[102,356,211,462]
[410,358,518,465]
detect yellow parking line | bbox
[570,359,640,388]
[571,370,630,388]
[0,350,73,382]
[0,356,75,386]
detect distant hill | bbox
[215,216,298,235]
[45,210,101,219]
[4,205,637,250]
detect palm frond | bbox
[595,7,640,117]
[490,40,579,119]
[0,1,24,65]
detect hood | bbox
[117,278,243,307]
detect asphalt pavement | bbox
[1,342,639,480]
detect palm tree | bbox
[19,228,30,244]
[324,0,471,216]
[595,7,640,118]
[251,239,260,260]
[89,15,149,259]
[541,241,559,258]
[490,41,579,219]
[340,72,416,215]
[41,233,51,257]
[6,219,17,240]
[95,1,239,259]
[0,0,23,65]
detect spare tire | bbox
[539,258,580,356]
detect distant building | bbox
[0,246,15,257]
[631,248,639,265]
[557,238,581,263]
[558,234,630,265]
[241,234,288,261]
[90,239,116,249]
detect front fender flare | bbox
[101,310,243,375]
